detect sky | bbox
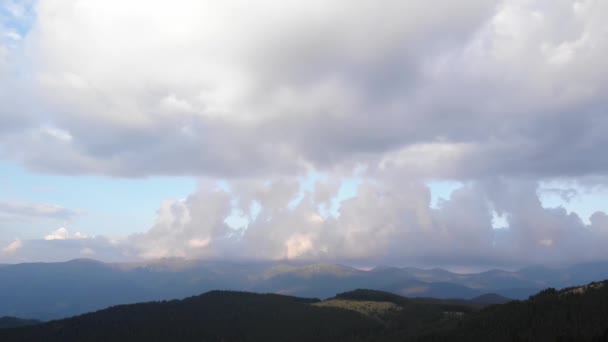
[1,0,608,268]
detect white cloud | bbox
[40,126,73,142]
[130,189,231,259]
[80,247,95,256]
[118,176,608,267]
[187,238,210,248]
[3,30,20,41]
[285,234,315,260]
[2,175,607,267]
[0,236,133,263]
[0,201,80,222]
[2,0,28,18]
[2,239,22,254]
[44,227,88,241]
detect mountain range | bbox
[2,258,608,320]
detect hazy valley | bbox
[2,258,608,321]
[2,278,608,341]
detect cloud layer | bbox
[1,1,608,266]
[0,0,605,179]
[0,200,79,222]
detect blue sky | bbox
[0,159,196,240]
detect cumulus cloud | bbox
[120,176,608,267]
[0,201,80,222]
[3,176,607,267]
[44,227,88,241]
[129,186,232,259]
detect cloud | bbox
[129,186,232,259]
[120,176,608,267]
[539,187,579,203]
[0,236,132,263]
[1,1,608,267]
[0,0,603,181]
[2,239,22,254]
[3,175,607,267]
[44,227,88,241]
[0,200,80,222]
[80,247,95,256]
[1,0,32,18]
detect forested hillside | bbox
[416,282,608,342]
[0,292,382,342]
[2,281,608,341]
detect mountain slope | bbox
[0,291,382,342]
[416,281,608,342]
[0,288,485,341]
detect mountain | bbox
[2,258,608,320]
[3,282,607,341]
[0,317,39,329]
[249,264,484,299]
[0,258,268,320]
[0,291,383,342]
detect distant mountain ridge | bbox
[0,317,40,329]
[2,258,608,320]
